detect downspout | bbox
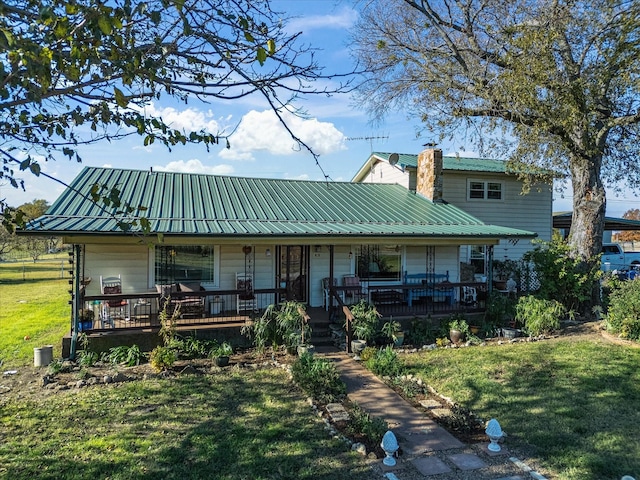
[70,244,81,360]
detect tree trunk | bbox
[568,154,606,311]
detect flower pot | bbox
[214,356,230,367]
[501,327,519,339]
[393,332,405,347]
[297,344,315,356]
[351,339,367,354]
[470,325,481,335]
[449,329,463,343]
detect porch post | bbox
[487,245,494,293]
[329,245,335,312]
[69,244,81,360]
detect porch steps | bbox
[308,319,335,348]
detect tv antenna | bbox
[346,135,389,152]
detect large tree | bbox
[0,0,346,227]
[351,0,640,307]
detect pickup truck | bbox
[601,243,640,271]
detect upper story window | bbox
[468,179,503,200]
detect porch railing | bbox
[329,281,487,316]
[79,288,284,332]
[326,281,487,354]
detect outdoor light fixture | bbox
[381,430,399,466]
[265,248,271,257]
[485,418,503,452]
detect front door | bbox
[277,246,309,302]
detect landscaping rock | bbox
[351,442,367,456]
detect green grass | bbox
[402,340,640,480]
[3,258,639,479]
[0,368,371,480]
[0,257,70,366]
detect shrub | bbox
[359,346,377,362]
[291,353,346,403]
[241,301,309,352]
[523,237,601,312]
[365,346,403,378]
[515,295,565,336]
[407,316,436,345]
[348,300,381,342]
[103,345,145,367]
[606,279,640,341]
[77,350,98,367]
[149,346,176,372]
[181,336,214,358]
[346,403,388,444]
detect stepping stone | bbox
[418,399,441,409]
[325,403,349,422]
[411,456,452,476]
[447,453,488,470]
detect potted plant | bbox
[210,341,233,367]
[79,309,94,332]
[348,300,381,353]
[448,315,469,343]
[381,319,404,346]
[271,301,313,356]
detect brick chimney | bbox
[416,148,443,202]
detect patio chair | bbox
[100,275,129,327]
[461,286,477,305]
[342,275,368,305]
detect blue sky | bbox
[2,0,638,217]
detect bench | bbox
[404,271,453,306]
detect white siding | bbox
[83,244,151,295]
[443,172,553,260]
[359,161,410,188]
[404,246,460,281]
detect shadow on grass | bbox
[0,368,371,480]
[403,341,640,480]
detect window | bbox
[470,246,486,275]
[155,245,219,285]
[356,245,402,281]
[467,179,503,200]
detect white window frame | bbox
[467,179,504,201]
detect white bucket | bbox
[34,345,54,367]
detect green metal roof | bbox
[371,152,508,173]
[23,167,535,239]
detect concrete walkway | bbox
[317,347,547,480]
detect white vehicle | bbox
[601,243,640,271]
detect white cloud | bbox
[219,110,346,161]
[141,103,222,134]
[154,159,234,175]
[287,7,358,33]
[285,173,310,181]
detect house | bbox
[22,150,535,353]
[352,150,553,275]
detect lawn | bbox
[402,338,640,480]
[0,256,70,366]
[3,257,640,479]
[0,367,371,480]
